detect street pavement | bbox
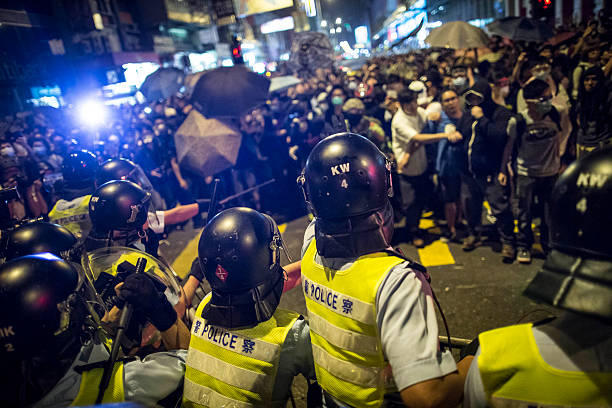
[161,213,555,407]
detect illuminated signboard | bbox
[260,16,295,34]
[233,0,294,17]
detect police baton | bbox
[96,257,147,404]
[438,335,471,349]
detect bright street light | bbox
[321,20,328,27]
[335,17,342,24]
[330,28,336,34]
[336,27,342,33]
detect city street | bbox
[162,213,556,406]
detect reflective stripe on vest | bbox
[70,362,124,406]
[479,323,612,407]
[301,238,404,408]
[183,294,299,407]
[49,195,92,241]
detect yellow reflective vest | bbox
[301,238,404,408]
[183,294,300,407]
[478,323,612,407]
[49,195,92,242]
[70,362,124,406]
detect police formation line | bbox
[0,132,611,408]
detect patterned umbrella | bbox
[174,110,242,177]
[289,31,334,79]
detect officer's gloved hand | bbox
[189,258,205,282]
[118,274,177,332]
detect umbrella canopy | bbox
[426,21,489,49]
[487,17,554,42]
[289,31,334,79]
[269,76,301,93]
[191,65,270,118]
[174,110,242,177]
[182,71,206,98]
[139,68,185,101]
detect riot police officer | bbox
[48,150,98,243]
[3,221,76,261]
[96,158,210,242]
[0,254,186,407]
[298,133,472,408]
[464,148,612,407]
[84,179,151,252]
[183,207,315,407]
[84,179,191,352]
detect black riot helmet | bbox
[61,150,98,189]
[96,158,155,193]
[198,207,286,329]
[5,222,76,260]
[298,132,393,219]
[89,180,150,234]
[524,147,612,322]
[0,254,80,359]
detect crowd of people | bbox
[2,13,612,264]
[0,12,611,408]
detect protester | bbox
[461,81,516,260]
[513,79,564,263]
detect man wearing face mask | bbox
[342,98,387,153]
[324,86,348,136]
[462,81,516,261]
[516,57,571,171]
[509,79,564,264]
[490,70,512,110]
[451,63,471,96]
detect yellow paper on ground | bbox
[418,240,455,267]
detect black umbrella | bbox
[139,68,185,101]
[289,31,334,79]
[487,17,554,42]
[191,65,270,118]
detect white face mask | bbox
[347,82,358,90]
[500,86,510,98]
[384,110,393,121]
[453,76,467,88]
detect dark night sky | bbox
[319,0,372,29]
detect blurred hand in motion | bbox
[428,111,441,122]
[471,106,484,120]
[447,131,463,143]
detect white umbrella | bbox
[426,21,489,49]
[269,76,302,93]
[174,110,242,177]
